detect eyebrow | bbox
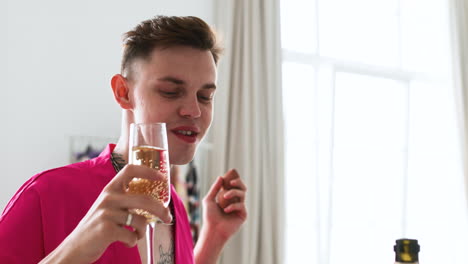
[157,76,216,89]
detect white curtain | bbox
[449,0,468,207]
[207,1,285,263]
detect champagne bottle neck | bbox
[394,238,420,264]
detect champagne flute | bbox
[127,123,171,264]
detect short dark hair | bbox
[121,15,223,79]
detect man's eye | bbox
[160,91,179,97]
[198,95,213,102]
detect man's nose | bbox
[179,97,202,119]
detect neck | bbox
[114,109,133,163]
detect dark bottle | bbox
[394,238,420,264]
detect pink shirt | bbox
[0,144,194,263]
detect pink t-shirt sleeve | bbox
[0,184,45,263]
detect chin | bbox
[170,157,195,165]
[168,149,197,165]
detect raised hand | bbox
[204,169,247,241]
[194,169,247,264]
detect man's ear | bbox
[111,74,132,109]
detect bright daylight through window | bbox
[281,0,468,263]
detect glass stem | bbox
[146,222,156,264]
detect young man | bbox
[0,16,247,264]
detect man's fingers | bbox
[112,210,147,240]
[124,214,147,240]
[223,189,245,202]
[222,169,240,189]
[117,193,172,224]
[95,190,172,227]
[95,206,148,242]
[205,176,223,201]
[224,202,247,218]
[114,225,139,248]
[106,164,167,193]
[229,178,247,191]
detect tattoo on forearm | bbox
[157,240,174,264]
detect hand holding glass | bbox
[127,123,171,264]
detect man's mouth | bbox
[171,126,200,143]
[174,130,196,136]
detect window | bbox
[281,0,468,263]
